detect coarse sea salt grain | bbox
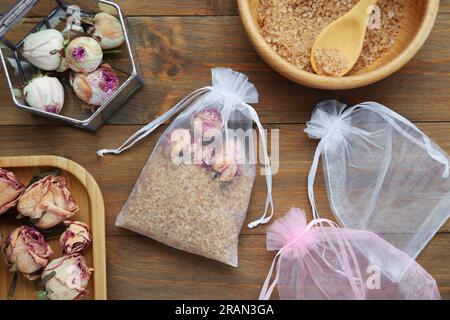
[116,147,255,267]
[257,0,404,74]
[314,47,349,76]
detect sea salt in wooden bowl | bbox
[238,0,440,90]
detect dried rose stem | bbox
[59,16,94,26]
[103,49,123,55]
[7,272,18,300]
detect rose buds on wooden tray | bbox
[0,166,94,300]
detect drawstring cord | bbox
[307,139,326,220]
[261,101,447,300]
[258,218,365,300]
[97,86,212,156]
[96,87,273,229]
[245,103,274,229]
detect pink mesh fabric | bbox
[260,208,440,300]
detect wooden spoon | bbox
[311,0,378,77]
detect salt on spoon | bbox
[311,0,378,77]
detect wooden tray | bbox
[0,156,107,300]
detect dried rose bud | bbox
[192,142,215,168]
[212,142,245,181]
[56,57,69,73]
[70,64,119,106]
[60,221,92,255]
[89,12,125,50]
[0,168,25,215]
[41,254,93,300]
[23,76,65,114]
[98,3,119,16]
[22,29,64,71]
[65,37,103,74]
[213,161,238,182]
[192,108,223,141]
[17,176,79,229]
[1,226,53,280]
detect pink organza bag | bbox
[259,208,440,300]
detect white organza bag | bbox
[98,68,273,266]
[305,100,450,258]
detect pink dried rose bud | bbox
[60,221,92,255]
[23,76,65,114]
[212,161,238,182]
[1,226,53,280]
[212,141,245,181]
[41,254,93,300]
[192,108,223,141]
[0,168,25,215]
[17,176,79,230]
[192,141,215,168]
[65,36,103,74]
[89,12,125,50]
[70,64,119,107]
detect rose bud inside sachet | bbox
[0,168,25,215]
[60,221,92,255]
[192,108,223,141]
[17,175,79,229]
[211,141,245,182]
[1,226,53,280]
[192,142,215,168]
[22,29,65,71]
[65,36,103,74]
[41,254,93,300]
[23,76,65,114]
[71,64,119,107]
[88,12,125,50]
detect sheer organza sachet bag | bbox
[98,68,273,266]
[305,100,450,259]
[258,100,442,300]
[259,208,440,300]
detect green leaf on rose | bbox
[35,290,49,300]
[103,49,122,55]
[27,169,60,186]
[39,223,67,239]
[38,271,56,287]
[7,272,18,300]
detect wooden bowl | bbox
[238,0,440,90]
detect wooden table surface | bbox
[1,0,449,300]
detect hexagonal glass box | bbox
[0,0,143,131]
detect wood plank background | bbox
[0,0,449,300]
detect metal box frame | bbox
[0,0,143,131]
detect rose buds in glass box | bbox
[0,0,143,131]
